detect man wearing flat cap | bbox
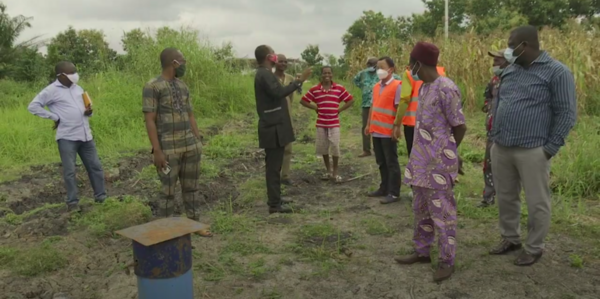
[394,41,467,283]
[478,50,509,208]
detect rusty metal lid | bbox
[116,217,207,246]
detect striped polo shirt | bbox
[491,51,577,156]
[302,82,353,128]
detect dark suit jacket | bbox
[254,67,299,149]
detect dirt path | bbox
[1,113,599,299]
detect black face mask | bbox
[175,64,186,78]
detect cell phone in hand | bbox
[162,165,171,175]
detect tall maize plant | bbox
[346,21,600,115]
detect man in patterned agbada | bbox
[394,42,467,282]
[142,48,212,237]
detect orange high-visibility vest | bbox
[401,67,446,127]
[369,79,402,136]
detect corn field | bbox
[345,22,600,115]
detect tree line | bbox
[342,0,600,54]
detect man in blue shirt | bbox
[28,61,107,212]
[489,26,576,266]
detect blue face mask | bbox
[504,42,524,64]
[410,62,421,81]
[367,66,376,72]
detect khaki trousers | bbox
[491,144,551,255]
[281,97,293,179]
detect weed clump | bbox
[70,196,152,237]
[0,242,68,276]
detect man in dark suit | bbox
[254,45,311,214]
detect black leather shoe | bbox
[368,190,386,197]
[514,250,542,266]
[489,239,522,255]
[269,206,293,214]
[380,194,400,204]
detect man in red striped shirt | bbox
[301,66,354,182]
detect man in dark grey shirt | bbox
[253,45,311,214]
[489,26,577,266]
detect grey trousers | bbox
[58,139,107,205]
[491,144,551,255]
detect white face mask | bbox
[504,42,523,64]
[376,69,388,80]
[61,73,79,85]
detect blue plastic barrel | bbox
[133,233,194,299]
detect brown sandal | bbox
[195,229,213,237]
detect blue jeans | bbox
[58,139,107,205]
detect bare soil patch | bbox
[0,123,599,299]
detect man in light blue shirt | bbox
[28,61,107,211]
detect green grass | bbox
[69,196,152,237]
[360,216,396,237]
[0,29,256,180]
[1,203,64,225]
[0,241,68,276]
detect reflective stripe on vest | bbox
[401,67,446,127]
[369,79,401,136]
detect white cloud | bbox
[5,0,426,58]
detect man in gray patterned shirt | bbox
[489,26,576,266]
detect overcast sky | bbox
[5,0,426,58]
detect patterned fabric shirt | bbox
[483,75,500,135]
[491,51,577,156]
[142,76,202,156]
[302,82,353,128]
[353,69,401,108]
[404,76,466,190]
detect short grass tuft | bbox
[69,196,152,237]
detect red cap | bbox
[410,42,440,66]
